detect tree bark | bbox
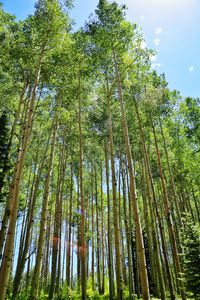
[0,62,42,300]
[107,85,123,300]
[12,135,50,297]
[30,113,58,299]
[78,72,87,300]
[66,163,73,287]
[152,121,186,300]
[105,143,115,299]
[113,51,150,300]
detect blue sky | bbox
[2,0,200,98]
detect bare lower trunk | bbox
[30,117,57,299]
[66,163,73,287]
[78,73,87,300]
[105,144,115,299]
[152,121,186,300]
[107,87,123,300]
[12,136,50,297]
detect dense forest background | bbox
[0,0,199,299]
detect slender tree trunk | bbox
[77,175,81,293]
[78,73,87,300]
[43,204,52,289]
[71,227,74,290]
[159,117,182,227]
[30,115,58,299]
[118,163,127,287]
[0,62,42,300]
[25,232,32,290]
[12,135,50,297]
[121,161,134,299]
[0,88,29,261]
[100,164,105,294]
[152,121,186,300]
[107,85,123,300]
[191,185,200,223]
[15,166,33,273]
[139,157,158,297]
[91,166,95,292]
[105,144,115,299]
[66,163,73,287]
[134,102,173,299]
[49,145,66,299]
[95,165,101,294]
[0,80,28,198]
[113,51,149,300]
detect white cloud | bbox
[141,40,147,49]
[150,54,157,62]
[155,27,163,35]
[140,15,145,21]
[188,65,194,72]
[153,38,160,46]
[152,63,162,68]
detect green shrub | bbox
[182,217,200,298]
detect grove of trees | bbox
[0,0,199,299]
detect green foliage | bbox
[182,216,200,298]
[180,97,200,148]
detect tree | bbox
[182,217,200,299]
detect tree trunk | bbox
[0,63,42,300]
[121,161,134,299]
[30,115,57,299]
[100,164,105,294]
[49,145,66,299]
[0,80,28,198]
[107,86,123,300]
[134,102,174,299]
[91,166,95,292]
[113,51,150,300]
[78,73,87,300]
[12,135,50,297]
[105,143,115,299]
[152,121,186,300]
[95,165,101,295]
[66,163,73,287]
